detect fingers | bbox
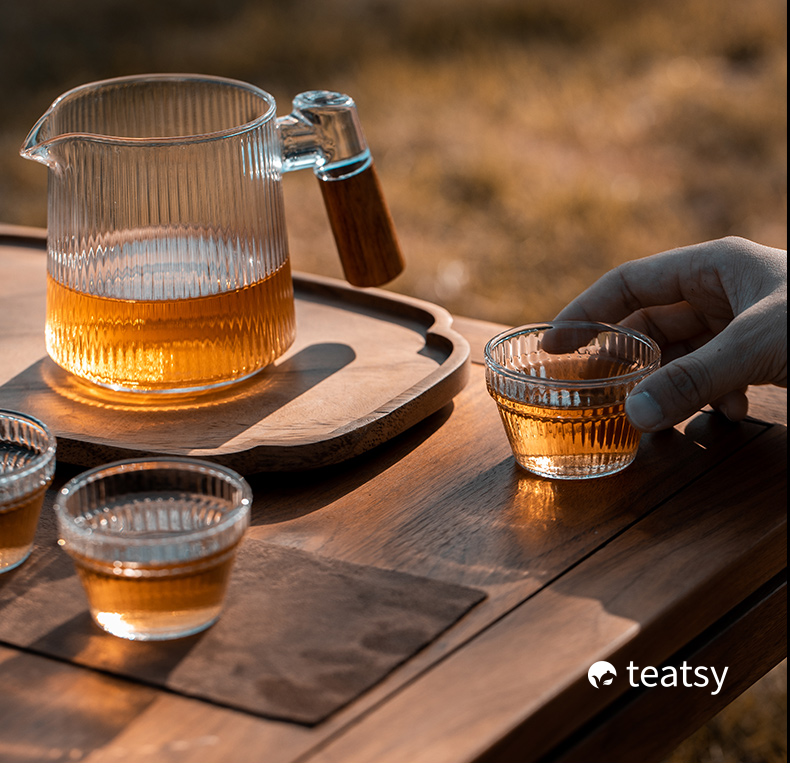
[625,355,722,431]
[555,239,754,324]
[553,238,786,431]
[618,302,713,348]
[617,302,725,363]
[711,389,750,422]
[555,246,701,324]
[624,308,774,431]
[557,238,785,326]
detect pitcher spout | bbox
[20,110,60,168]
[20,96,78,170]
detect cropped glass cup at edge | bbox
[54,457,252,641]
[0,410,57,573]
[484,322,661,480]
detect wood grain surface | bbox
[1,372,778,763]
[318,163,405,287]
[304,420,786,762]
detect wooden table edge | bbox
[542,570,787,762]
[304,419,786,763]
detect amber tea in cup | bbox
[55,458,251,640]
[485,322,660,480]
[0,411,57,573]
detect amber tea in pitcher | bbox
[45,259,295,392]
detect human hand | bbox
[555,237,787,431]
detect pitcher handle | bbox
[278,91,404,287]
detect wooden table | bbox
[0,232,786,763]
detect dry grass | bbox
[1,0,786,323]
[666,660,787,763]
[0,0,786,763]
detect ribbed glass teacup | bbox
[485,322,661,479]
[0,410,57,573]
[55,457,252,640]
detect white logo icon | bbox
[588,660,617,688]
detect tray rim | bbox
[0,225,470,472]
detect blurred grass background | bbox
[0,0,785,763]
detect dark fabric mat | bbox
[0,507,485,725]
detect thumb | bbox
[625,312,776,431]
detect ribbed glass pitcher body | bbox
[34,75,295,393]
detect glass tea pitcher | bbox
[21,74,404,394]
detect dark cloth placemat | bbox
[0,509,485,725]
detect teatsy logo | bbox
[588,660,729,696]
[588,661,617,688]
[627,662,728,696]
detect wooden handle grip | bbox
[318,163,405,287]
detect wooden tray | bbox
[0,228,469,472]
